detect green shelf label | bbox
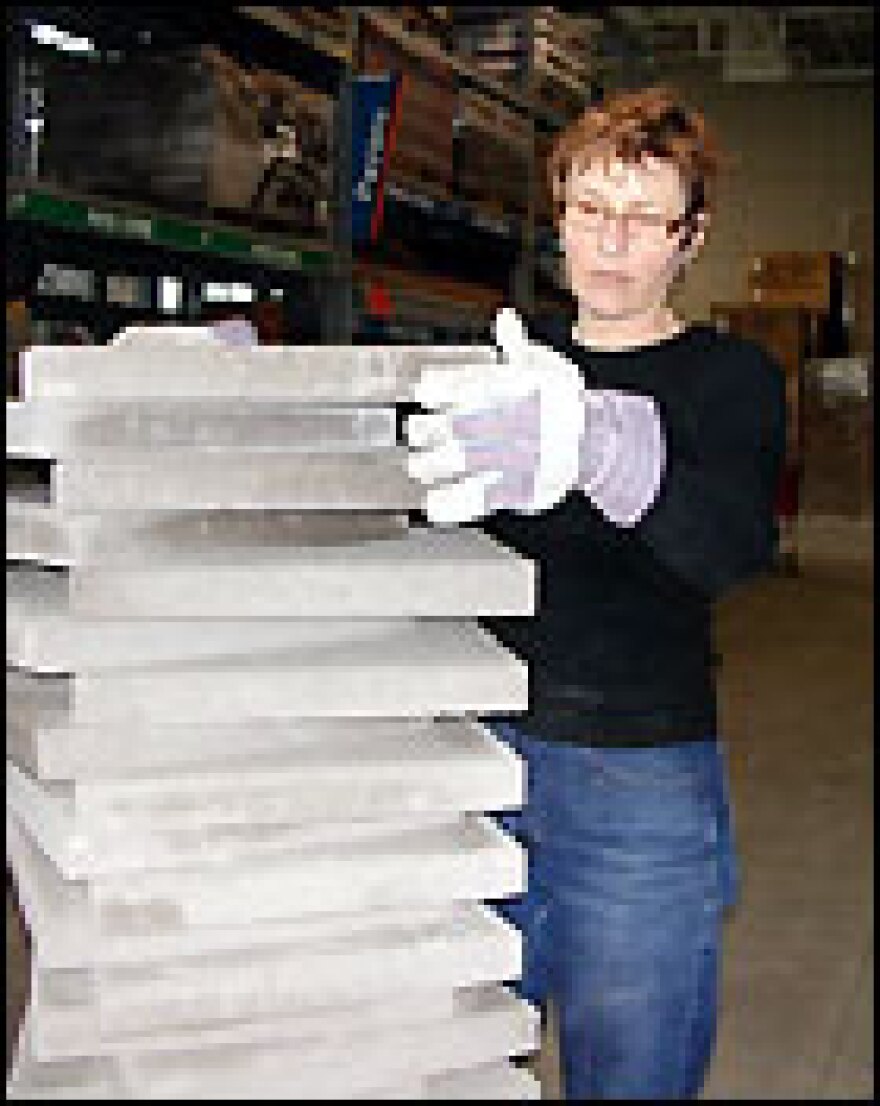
[8,188,328,273]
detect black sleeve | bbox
[631,342,787,600]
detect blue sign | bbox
[351,73,402,244]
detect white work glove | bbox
[407,307,610,524]
[210,317,260,347]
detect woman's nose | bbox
[597,217,628,256]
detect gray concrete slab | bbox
[12,987,536,1100]
[30,980,534,1065]
[418,1059,541,1100]
[47,449,421,512]
[7,692,515,780]
[7,611,416,676]
[6,501,409,566]
[7,716,522,820]
[7,399,397,457]
[112,985,533,1100]
[10,807,523,926]
[7,1016,119,1099]
[7,529,536,619]
[8,814,520,979]
[20,329,497,402]
[8,749,522,877]
[29,910,521,1037]
[9,622,528,725]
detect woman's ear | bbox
[683,213,710,263]
[670,213,709,277]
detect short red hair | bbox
[547,85,726,249]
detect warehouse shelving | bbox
[7,179,331,273]
[7,6,607,347]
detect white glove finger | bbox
[412,365,492,409]
[406,437,468,484]
[405,412,453,449]
[424,471,502,525]
[413,364,532,410]
[492,306,528,361]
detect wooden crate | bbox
[746,251,844,311]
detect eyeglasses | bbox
[566,199,684,244]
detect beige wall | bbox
[662,75,874,345]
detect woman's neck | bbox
[573,306,685,351]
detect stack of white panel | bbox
[6,327,541,1100]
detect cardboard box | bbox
[746,250,851,355]
[747,251,843,312]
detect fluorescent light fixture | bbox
[158,277,183,314]
[29,23,95,54]
[203,282,255,304]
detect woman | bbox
[407,85,786,1099]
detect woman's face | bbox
[560,151,701,320]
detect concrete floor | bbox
[6,514,873,1099]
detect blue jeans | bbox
[487,723,740,1100]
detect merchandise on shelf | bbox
[27,45,333,238]
[355,267,503,343]
[532,6,599,116]
[747,250,852,356]
[35,264,98,303]
[450,9,529,90]
[362,25,456,199]
[392,6,453,49]
[454,88,531,217]
[747,250,844,312]
[284,6,350,50]
[801,356,873,518]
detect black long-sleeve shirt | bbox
[477,315,787,747]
